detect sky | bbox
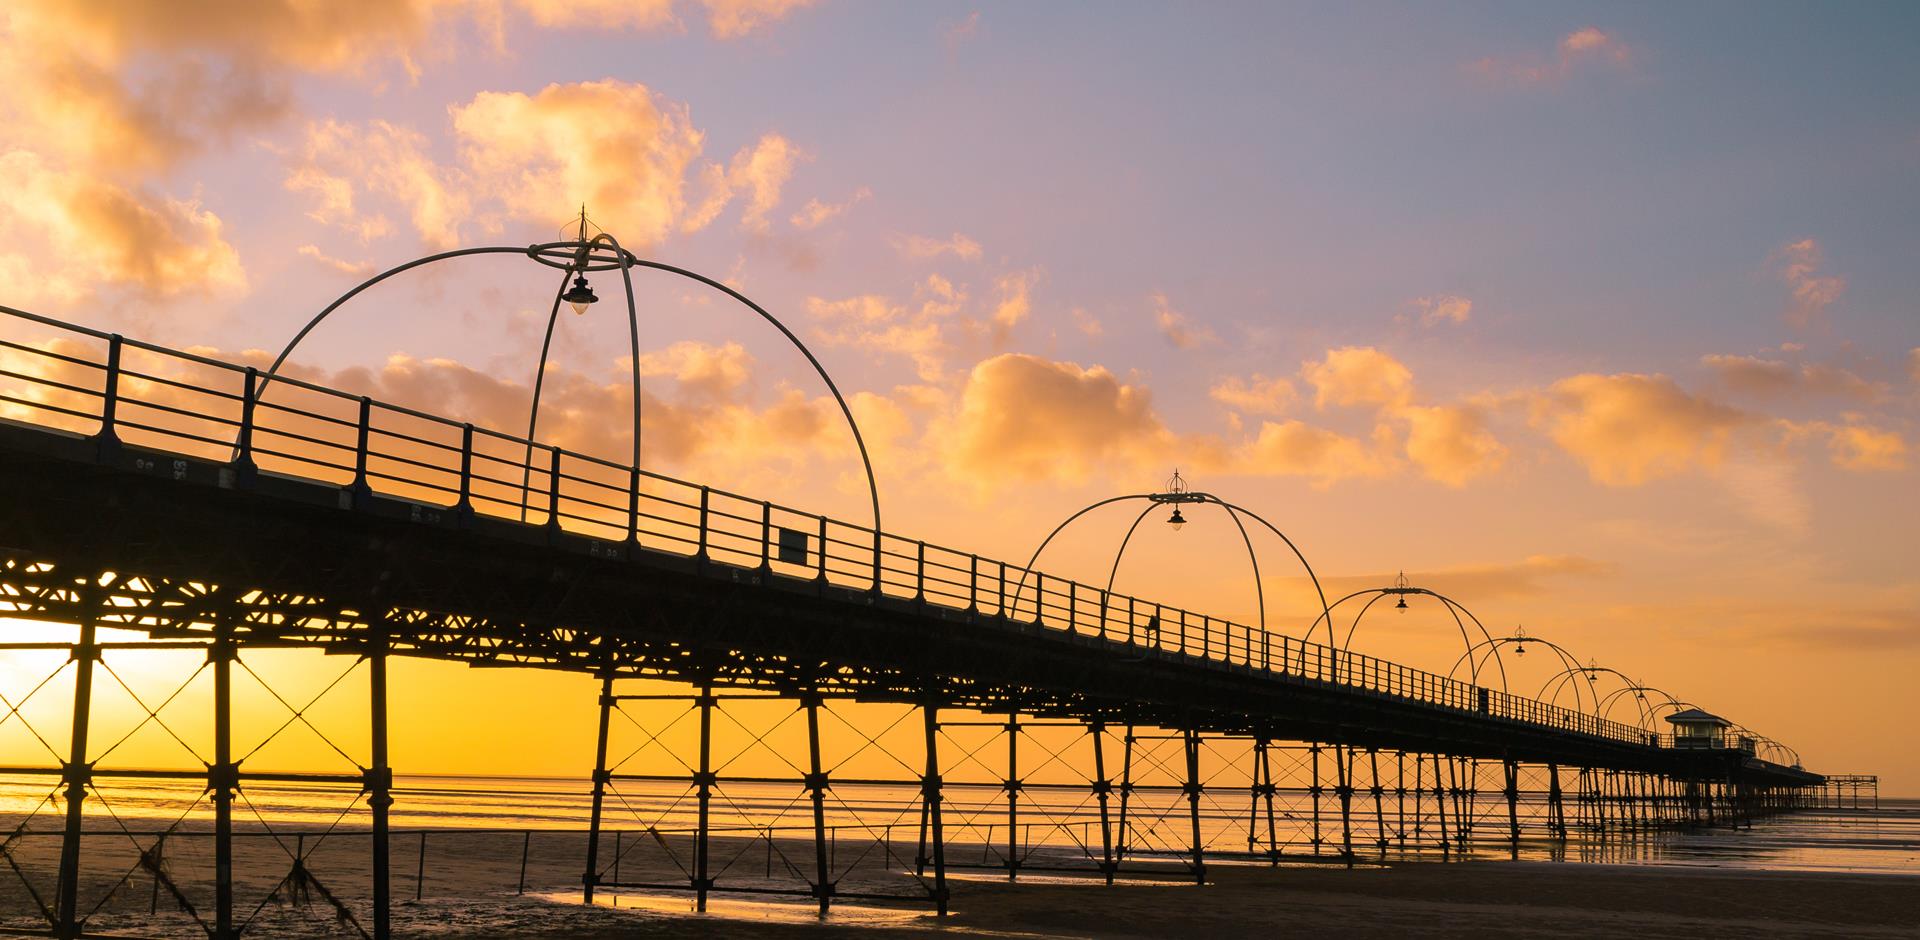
[0,2,1916,792]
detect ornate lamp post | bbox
[247,209,883,574]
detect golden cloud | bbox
[1209,374,1297,416]
[1826,423,1907,472]
[1399,404,1508,487]
[1303,346,1414,410]
[947,354,1170,484]
[0,151,244,301]
[1150,292,1217,349]
[896,232,983,261]
[1469,26,1633,85]
[1237,420,1395,487]
[1772,239,1846,329]
[1700,354,1881,401]
[1532,373,1747,485]
[700,0,817,39]
[789,187,871,230]
[292,81,791,249]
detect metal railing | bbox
[0,306,1668,750]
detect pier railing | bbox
[0,306,1661,749]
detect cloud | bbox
[990,271,1033,331]
[1399,404,1508,486]
[1318,554,1616,604]
[943,11,982,51]
[292,118,468,247]
[292,80,789,249]
[1531,373,1747,485]
[1071,307,1104,338]
[1700,354,1881,401]
[1469,26,1633,85]
[1151,292,1218,349]
[896,232,983,261]
[0,150,245,301]
[1303,346,1414,410]
[513,0,678,31]
[806,293,949,383]
[699,0,816,39]
[636,340,754,401]
[947,354,1170,484]
[1409,295,1472,327]
[1911,348,1920,384]
[1772,238,1846,328]
[1825,422,1907,472]
[1209,375,1297,416]
[1237,420,1395,487]
[297,244,378,277]
[789,187,871,230]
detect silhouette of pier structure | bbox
[0,297,1830,939]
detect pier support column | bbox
[1257,737,1279,864]
[1091,723,1115,884]
[1369,748,1387,858]
[54,595,99,940]
[1336,744,1354,861]
[805,691,832,915]
[1547,764,1566,838]
[1432,753,1449,856]
[1503,759,1520,854]
[211,604,237,940]
[369,618,393,940]
[1116,724,1135,865]
[1183,729,1205,885]
[1004,712,1020,880]
[921,700,948,916]
[582,672,614,903]
[693,683,715,912]
[1309,743,1324,853]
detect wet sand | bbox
[462,862,1920,938]
[7,819,1916,937]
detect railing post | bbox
[95,334,122,461]
[760,501,773,572]
[352,396,372,500]
[696,486,711,565]
[232,367,257,487]
[916,541,926,602]
[546,446,563,537]
[627,466,641,546]
[455,424,474,515]
[817,515,829,584]
[969,555,979,612]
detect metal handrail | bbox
[0,307,1757,754]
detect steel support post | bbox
[1310,743,1324,852]
[1369,748,1387,857]
[1547,764,1566,838]
[804,693,832,915]
[212,606,236,940]
[1395,751,1407,846]
[1004,713,1019,880]
[369,619,393,940]
[1257,737,1278,864]
[1335,744,1354,862]
[1503,759,1520,852]
[694,684,715,912]
[1116,725,1135,863]
[921,701,948,916]
[582,673,614,903]
[54,598,98,940]
[1432,753,1449,856]
[1183,729,1205,885]
[1090,723,1115,884]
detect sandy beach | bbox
[12,816,1914,939]
[454,859,1920,938]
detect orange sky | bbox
[0,2,1915,794]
